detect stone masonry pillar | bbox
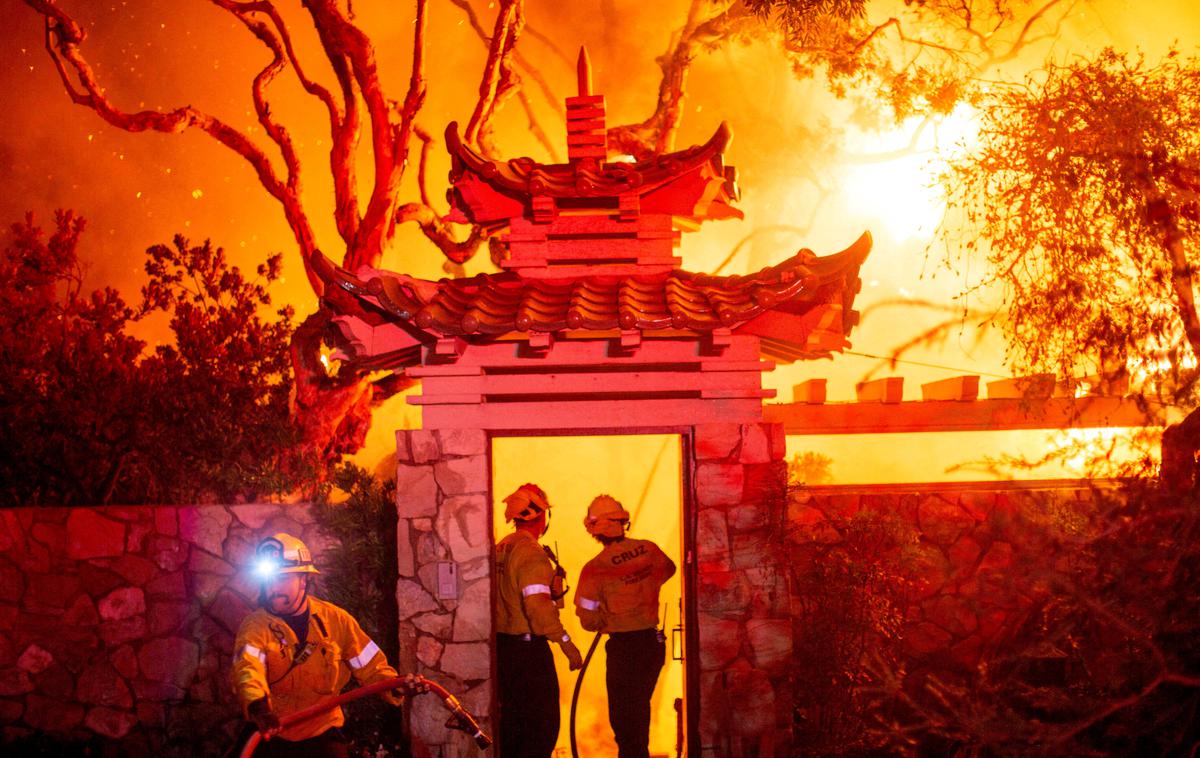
[691,422,792,757]
[395,429,493,757]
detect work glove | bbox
[387,672,432,705]
[247,697,281,739]
[560,639,583,671]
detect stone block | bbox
[396,579,439,621]
[112,645,138,680]
[729,502,768,533]
[739,424,771,464]
[730,531,775,570]
[978,541,1014,572]
[745,619,791,670]
[77,662,132,708]
[451,579,491,642]
[434,456,488,497]
[438,428,488,457]
[412,612,453,639]
[459,556,489,583]
[0,562,22,604]
[31,522,66,555]
[150,537,189,572]
[697,571,750,620]
[25,574,80,611]
[696,463,744,507]
[903,621,954,656]
[395,464,438,519]
[33,663,73,699]
[177,507,233,558]
[439,642,490,681]
[700,614,734,666]
[948,535,983,571]
[695,509,730,571]
[187,549,234,576]
[148,601,193,637]
[694,423,741,461]
[409,430,441,464]
[16,644,53,675]
[437,494,490,563]
[63,592,98,628]
[154,508,177,537]
[416,530,450,565]
[923,595,977,637]
[228,505,280,530]
[111,554,158,586]
[0,699,21,722]
[66,510,126,560]
[139,637,199,688]
[0,668,33,696]
[906,543,950,599]
[395,430,413,463]
[918,495,976,547]
[99,616,147,648]
[727,665,775,738]
[416,635,444,668]
[397,519,415,577]
[190,573,229,605]
[99,588,145,622]
[23,694,84,732]
[145,571,187,600]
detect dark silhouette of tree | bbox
[0,211,305,505]
[19,0,1077,464]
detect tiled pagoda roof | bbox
[444,121,742,227]
[319,231,870,365]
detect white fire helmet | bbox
[584,494,630,538]
[503,483,551,523]
[253,532,320,580]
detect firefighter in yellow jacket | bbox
[495,483,583,757]
[231,533,408,757]
[575,495,676,758]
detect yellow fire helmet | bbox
[503,483,551,522]
[584,494,630,538]
[253,532,320,580]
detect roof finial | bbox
[577,46,593,97]
[566,45,605,163]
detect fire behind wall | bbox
[492,434,684,758]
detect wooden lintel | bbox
[793,379,827,405]
[764,395,1164,435]
[921,375,980,402]
[420,397,765,430]
[856,377,904,403]
[986,374,1055,399]
[432,337,466,360]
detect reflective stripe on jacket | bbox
[495,530,567,638]
[231,596,401,741]
[575,537,675,633]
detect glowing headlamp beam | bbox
[253,558,280,579]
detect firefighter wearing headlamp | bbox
[231,532,407,756]
[575,495,676,758]
[495,483,583,757]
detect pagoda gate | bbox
[318,53,870,757]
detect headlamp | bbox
[253,557,280,580]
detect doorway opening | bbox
[492,433,687,758]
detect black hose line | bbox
[569,633,603,758]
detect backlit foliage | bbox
[942,48,1200,395]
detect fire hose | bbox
[568,632,603,758]
[238,675,492,758]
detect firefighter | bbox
[575,495,676,758]
[495,483,584,758]
[231,532,415,757]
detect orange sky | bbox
[2,0,1198,479]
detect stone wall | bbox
[691,422,793,758]
[0,503,330,756]
[788,483,1109,749]
[394,428,492,758]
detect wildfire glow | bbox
[839,106,981,243]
